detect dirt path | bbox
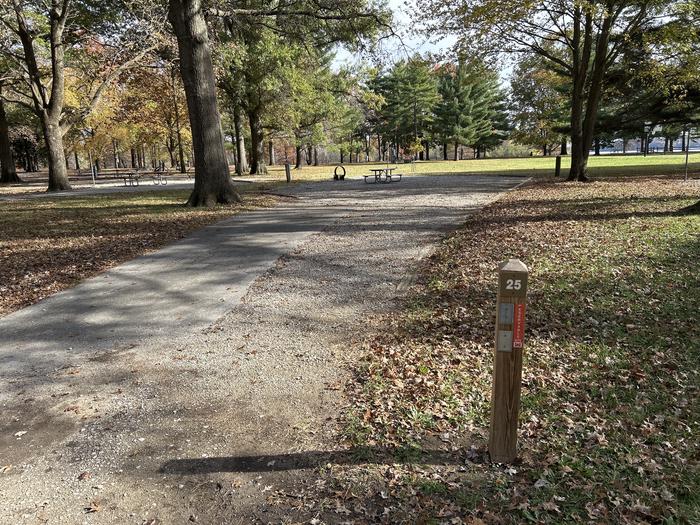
[0,175,524,524]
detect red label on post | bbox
[512,303,526,349]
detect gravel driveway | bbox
[0,175,524,524]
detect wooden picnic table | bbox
[365,167,402,184]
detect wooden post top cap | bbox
[499,259,528,273]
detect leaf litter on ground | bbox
[266,176,700,524]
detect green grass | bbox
[262,152,700,182]
[335,177,700,523]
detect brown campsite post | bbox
[489,259,529,463]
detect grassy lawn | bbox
[309,177,699,523]
[0,189,276,317]
[265,152,700,182]
[2,153,697,194]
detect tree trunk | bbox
[269,140,276,166]
[425,141,430,161]
[567,7,592,182]
[454,142,458,161]
[572,12,612,181]
[561,139,568,156]
[543,144,548,157]
[233,105,248,175]
[294,145,302,169]
[74,151,80,171]
[248,108,267,175]
[622,139,627,154]
[681,131,686,152]
[167,136,177,167]
[443,143,448,160]
[168,0,239,206]
[113,139,120,168]
[594,137,600,156]
[313,146,318,166]
[43,116,71,191]
[0,91,21,183]
[171,68,187,174]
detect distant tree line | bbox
[1,0,699,202]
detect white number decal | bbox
[506,279,522,290]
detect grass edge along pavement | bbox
[2,153,699,194]
[261,153,700,182]
[316,176,699,524]
[0,189,278,317]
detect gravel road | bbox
[0,175,524,524]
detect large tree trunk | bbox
[233,105,248,175]
[443,143,448,160]
[574,13,612,181]
[43,115,71,191]
[168,0,239,206]
[567,7,592,182]
[248,108,267,175]
[0,91,21,183]
[453,142,458,161]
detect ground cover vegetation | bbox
[0,189,276,317]
[251,152,700,182]
[262,177,699,523]
[0,0,698,521]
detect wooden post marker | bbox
[489,259,528,463]
[285,162,292,183]
[555,155,562,177]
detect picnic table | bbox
[122,172,141,186]
[363,167,402,184]
[121,168,169,187]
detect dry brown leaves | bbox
[0,191,276,317]
[304,176,700,524]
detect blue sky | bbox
[333,0,456,69]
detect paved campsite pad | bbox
[0,175,523,523]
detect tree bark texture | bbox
[295,145,302,169]
[233,105,248,175]
[12,0,72,190]
[169,0,239,206]
[0,91,21,183]
[248,108,267,174]
[269,140,276,166]
[568,9,613,181]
